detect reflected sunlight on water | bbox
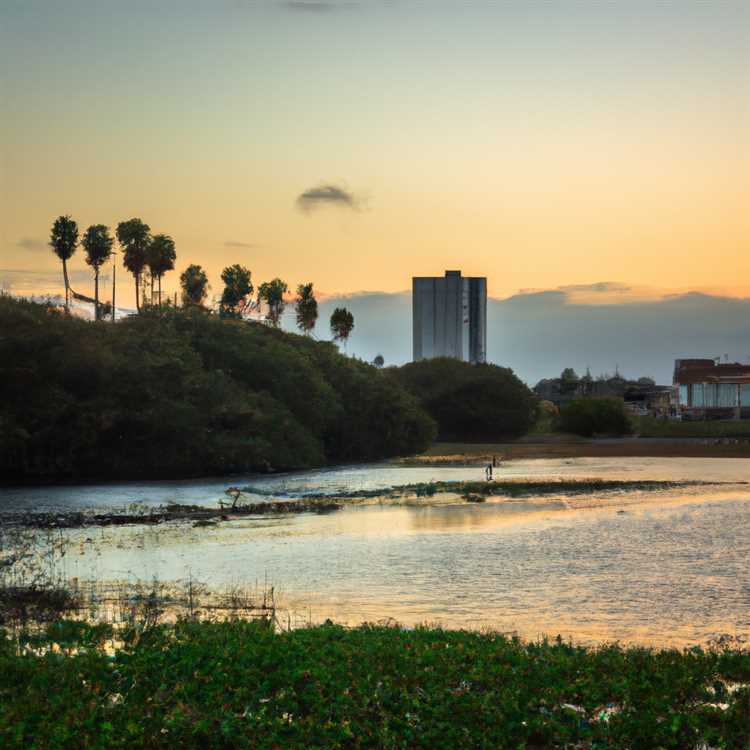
[5,457,750,647]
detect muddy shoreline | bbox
[4,478,744,530]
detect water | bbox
[5,457,750,646]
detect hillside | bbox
[0,297,436,480]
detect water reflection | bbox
[8,456,750,647]
[59,488,750,648]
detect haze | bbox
[2,1,748,314]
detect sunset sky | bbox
[1,0,748,307]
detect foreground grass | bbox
[2,620,750,749]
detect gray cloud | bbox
[0,268,108,292]
[283,1,351,12]
[224,240,257,249]
[279,287,750,385]
[558,281,631,294]
[17,237,47,252]
[296,183,361,212]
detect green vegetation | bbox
[258,278,289,328]
[49,215,79,311]
[390,358,537,441]
[294,282,318,335]
[116,218,151,313]
[219,263,254,319]
[636,417,750,439]
[330,306,355,346]
[81,224,114,320]
[180,264,209,307]
[0,296,435,480]
[559,397,633,437]
[2,619,749,748]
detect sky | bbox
[1,1,748,312]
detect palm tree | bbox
[258,278,289,328]
[219,264,254,318]
[295,282,318,335]
[330,307,354,350]
[116,218,151,312]
[180,264,209,307]
[81,225,114,320]
[147,234,176,307]
[49,216,78,311]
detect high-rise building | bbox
[412,270,487,364]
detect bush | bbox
[2,620,750,748]
[559,397,633,437]
[390,358,537,440]
[0,297,436,479]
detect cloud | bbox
[283,1,351,12]
[280,287,750,385]
[296,183,363,213]
[558,282,631,294]
[224,240,257,249]
[17,237,47,252]
[0,268,106,293]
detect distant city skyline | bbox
[2,1,748,307]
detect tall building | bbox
[412,270,487,364]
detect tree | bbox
[146,234,176,308]
[219,264,254,319]
[180,264,209,307]
[258,278,289,328]
[49,216,78,311]
[295,282,318,335]
[373,354,384,368]
[560,367,580,395]
[560,397,632,437]
[391,358,536,440]
[81,225,114,320]
[330,307,354,347]
[116,219,151,313]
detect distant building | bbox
[534,372,675,417]
[412,270,487,364]
[674,358,750,419]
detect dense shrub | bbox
[0,297,435,479]
[560,397,633,437]
[2,620,749,749]
[390,358,537,440]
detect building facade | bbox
[412,270,487,364]
[673,358,750,419]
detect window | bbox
[718,384,737,408]
[692,383,704,407]
[703,384,717,408]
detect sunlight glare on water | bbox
[18,456,749,647]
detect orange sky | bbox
[2,1,748,307]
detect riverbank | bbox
[405,437,750,464]
[3,479,737,529]
[3,619,749,749]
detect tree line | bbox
[0,295,434,479]
[48,215,355,344]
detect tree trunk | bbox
[134,272,141,313]
[158,275,162,309]
[94,268,99,321]
[62,257,70,311]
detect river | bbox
[3,456,750,647]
